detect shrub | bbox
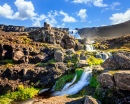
[87,56,103,66]
[0,86,39,104]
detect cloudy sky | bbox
[0,0,130,28]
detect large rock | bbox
[77,60,88,67]
[30,54,45,63]
[114,71,130,91]
[54,50,64,62]
[101,52,130,70]
[13,51,24,62]
[0,63,67,95]
[98,73,114,88]
[84,96,101,104]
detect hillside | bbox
[78,20,130,38]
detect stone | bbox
[66,49,75,55]
[13,51,24,62]
[76,43,84,50]
[101,52,130,70]
[92,65,104,74]
[97,73,114,88]
[77,60,88,67]
[84,96,101,104]
[31,54,45,63]
[114,71,130,91]
[54,50,64,62]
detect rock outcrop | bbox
[84,96,101,104]
[54,50,64,62]
[101,52,130,70]
[0,63,68,95]
[98,71,130,91]
[114,71,130,90]
[98,73,114,88]
[29,22,78,49]
[79,20,130,38]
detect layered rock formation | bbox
[78,20,130,38]
[29,22,80,49]
[101,52,130,70]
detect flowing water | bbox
[51,67,92,96]
[85,44,95,52]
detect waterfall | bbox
[52,68,92,96]
[85,44,95,52]
[96,52,112,61]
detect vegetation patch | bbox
[36,58,56,67]
[0,85,39,104]
[54,74,75,90]
[87,56,103,66]
[89,75,100,88]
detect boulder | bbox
[101,52,130,70]
[13,51,24,62]
[54,50,64,62]
[66,49,75,55]
[31,54,45,63]
[97,73,114,88]
[65,38,76,49]
[78,60,88,67]
[92,65,104,74]
[114,71,130,91]
[76,43,84,50]
[84,96,101,104]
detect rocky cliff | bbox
[78,20,130,38]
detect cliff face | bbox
[78,20,130,38]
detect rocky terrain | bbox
[0,22,130,104]
[79,20,130,38]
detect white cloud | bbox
[45,11,58,27]
[0,3,14,19]
[110,9,130,24]
[77,9,87,21]
[73,0,107,7]
[57,23,65,28]
[32,14,47,27]
[111,2,120,10]
[59,11,77,22]
[101,2,120,12]
[0,0,37,20]
[93,0,107,7]
[13,0,37,20]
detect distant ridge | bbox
[78,20,130,38]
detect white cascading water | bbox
[52,67,92,96]
[96,52,112,61]
[85,44,95,52]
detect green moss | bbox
[36,58,56,67]
[87,56,103,66]
[54,74,75,90]
[89,75,100,88]
[3,59,13,64]
[55,68,84,91]
[75,68,84,82]
[0,86,39,104]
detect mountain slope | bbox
[78,20,130,38]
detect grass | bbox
[54,74,75,90]
[89,75,100,88]
[0,85,39,104]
